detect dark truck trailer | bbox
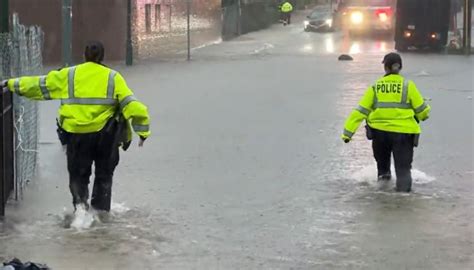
[395,0,451,51]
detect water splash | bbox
[415,70,431,77]
[64,202,131,230]
[111,202,130,215]
[70,204,95,230]
[352,163,435,185]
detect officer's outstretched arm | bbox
[114,73,151,139]
[342,86,374,142]
[408,81,430,121]
[6,68,68,100]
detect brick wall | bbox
[134,0,222,59]
[134,0,221,34]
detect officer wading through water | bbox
[280,1,293,25]
[342,53,431,192]
[1,41,151,212]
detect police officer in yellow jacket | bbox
[1,41,151,211]
[280,1,293,25]
[342,53,430,192]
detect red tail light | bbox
[376,8,391,22]
[375,8,392,16]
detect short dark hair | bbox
[84,41,105,63]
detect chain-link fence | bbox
[0,14,43,201]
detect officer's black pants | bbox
[67,129,119,212]
[371,129,415,192]
[285,13,291,24]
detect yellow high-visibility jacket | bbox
[7,62,151,141]
[281,2,293,13]
[342,74,430,141]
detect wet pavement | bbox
[1,11,473,270]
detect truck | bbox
[394,0,451,51]
[335,0,396,35]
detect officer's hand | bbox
[138,137,146,147]
[342,135,351,144]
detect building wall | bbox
[134,0,222,59]
[9,0,62,63]
[134,0,173,35]
[72,0,127,63]
[10,0,127,64]
[134,0,221,34]
[9,0,221,63]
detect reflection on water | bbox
[334,32,394,54]
[349,42,361,54]
[325,38,334,53]
[378,41,387,52]
[302,44,314,52]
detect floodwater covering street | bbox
[1,12,473,270]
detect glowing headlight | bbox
[304,20,309,28]
[325,19,333,27]
[430,33,440,40]
[351,11,363,24]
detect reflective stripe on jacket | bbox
[342,74,430,139]
[7,62,151,139]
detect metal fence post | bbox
[0,0,9,217]
[0,0,8,33]
[62,0,73,66]
[187,0,191,61]
[0,87,4,217]
[0,87,14,218]
[463,0,472,54]
[237,0,242,36]
[126,0,133,65]
[169,4,172,32]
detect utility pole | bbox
[186,0,191,61]
[169,4,172,32]
[463,0,472,54]
[126,0,133,65]
[62,0,73,66]
[237,0,242,36]
[0,0,8,33]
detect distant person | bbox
[2,41,151,212]
[280,1,294,25]
[341,53,430,192]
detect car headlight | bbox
[304,21,309,28]
[351,11,363,24]
[325,19,333,27]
